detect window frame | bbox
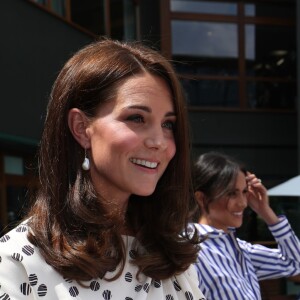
[160,0,296,111]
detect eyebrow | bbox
[229,186,247,193]
[126,105,176,117]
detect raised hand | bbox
[246,172,279,225]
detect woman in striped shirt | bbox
[191,151,300,299]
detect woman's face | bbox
[86,72,176,207]
[205,171,248,231]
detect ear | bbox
[194,191,205,209]
[68,108,91,148]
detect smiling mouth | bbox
[232,212,243,216]
[130,158,158,169]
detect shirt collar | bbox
[191,223,236,239]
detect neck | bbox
[198,216,229,233]
[198,215,209,225]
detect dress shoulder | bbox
[0,224,205,299]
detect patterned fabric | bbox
[192,216,300,300]
[0,222,205,300]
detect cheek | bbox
[167,140,176,160]
[213,199,228,212]
[226,199,239,211]
[108,130,140,151]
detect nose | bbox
[144,127,168,150]
[238,194,248,208]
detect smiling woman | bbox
[0,39,205,300]
[191,151,300,300]
[68,73,177,203]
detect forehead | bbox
[109,73,175,117]
[116,73,173,103]
[96,72,175,117]
[236,171,246,185]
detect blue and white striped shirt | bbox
[193,216,300,300]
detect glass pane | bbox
[171,0,237,15]
[245,25,296,78]
[32,0,47,4]
[4,156,24,176]
[123,0,137,40]
[51,0,66,16]
[111,0,137,40]
[172,20,238,58]
[181,78,238,107]
[71,0,105,35]
[247,81,296,109]
[6,186,29,227]
[174,57,238,76]
[245,1,296,18]
[110,0,124,40]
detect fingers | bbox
[246,172,263,187]
[246,172,268,202]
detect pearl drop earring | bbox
[82,149,90,171]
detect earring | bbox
[82,149,90,171]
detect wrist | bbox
[258,207,279,225]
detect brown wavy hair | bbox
[26,38,199,282]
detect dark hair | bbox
[192,151,247,218]
[26,39,199,282]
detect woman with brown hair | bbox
[0,39,205,300]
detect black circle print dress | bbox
[0,223,205,300]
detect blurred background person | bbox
[191,151,300,299]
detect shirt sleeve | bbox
[247,216,300,280]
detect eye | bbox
[162,120,175,130]
[227,191,237,198]
[126,114,144,123]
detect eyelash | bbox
[127,114,144,123]
[162,120,175,130]
[126,114,175,130]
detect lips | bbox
[130,158,158,169]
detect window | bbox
[245,24,296,109]
[0,153,38,233]
[171,0,238,15]
[31,0,66,16]
[27,0,139,40]
[163,0,296,110]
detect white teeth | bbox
[130,158,158,169]
[233,212,243,216]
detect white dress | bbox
[0,222,205,300]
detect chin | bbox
[133,181,158,195]
[134,188,156,197]
[234,222,243,229]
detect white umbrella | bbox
[267,175,300,196]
